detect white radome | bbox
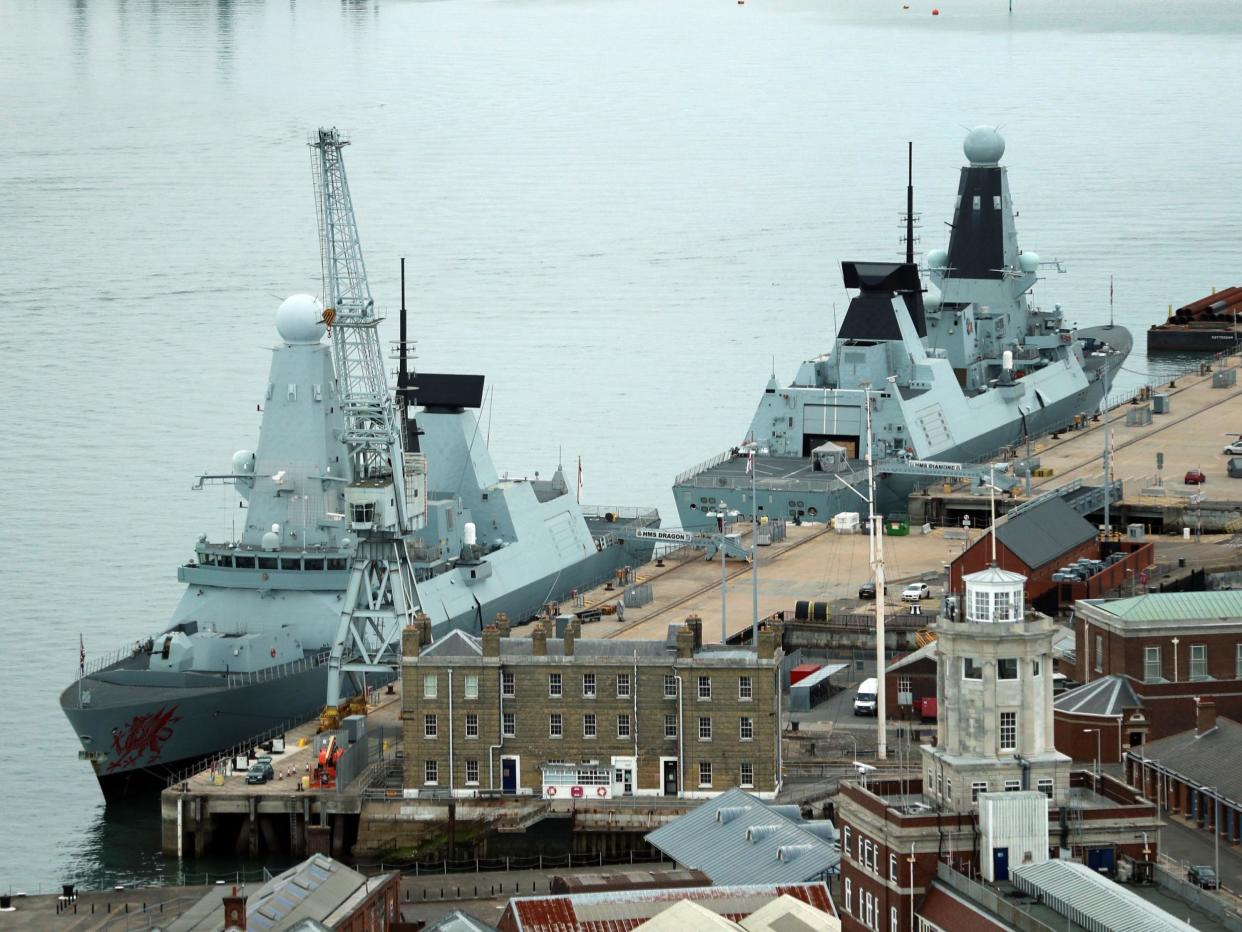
[275,294,326,345]
[963,126,1005,166]
[232,450,256,474]
[1019,251,1040,273]
[927,249,949,270]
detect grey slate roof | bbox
[1054,675,1143,717]
[644,788,839,885]
[420,632,749,661]
[1010,859,1199,932]
[886,641,937,674]
[994,495,1095,570]
[1137,716,1242,806]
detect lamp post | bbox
[741,442,769,649]
[1083,728,1102,779]
[1172,637,1180,684]
[1020,405,1033,496]
[706,506,740,644]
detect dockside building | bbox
[400,615,783,800]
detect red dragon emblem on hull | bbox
[107,705,181,772]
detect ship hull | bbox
[62,536,645,797]
[674,359,1119,532]
[1147,326,1240,353]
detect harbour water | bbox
[1,0,1239,893]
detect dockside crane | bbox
[312,127,429,708]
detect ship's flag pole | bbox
[78,634,85,705]
[576,456,583,504]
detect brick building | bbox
[884,642,937,722]
[1072,591,1242,739]
[948,495,1153,612]
[836,566,1162,932]
[1052,674,1150,764]
[400,614,783,799]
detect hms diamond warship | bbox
[674,127,1132,531]
[61,133,658,797]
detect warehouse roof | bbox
[498,882,835,932]
[645,788,839,886]
[1137,716,1242,806]
[995,496,1096,570]
[1011,859,1200,932]
[422,909,498,932]
[1054,675,1143,717]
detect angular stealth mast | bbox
[312,128,428,707]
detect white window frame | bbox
[582,672,596,698]
[1000,711,1017,751]
[502,712,515,738]
[1095,633,1104,673]
[664,674,678,698]
[998,658,1019,680]
[463,674,479,699]
[698,761,712,788]
[963,657,983,680]
[616,672,631,698]
[1038,778,1055,799]
[464,712,479,739]
[699,716,712,741]
[740,761,754,788]
[424,714,437,738]
[1145,646,1162,683]
[549,673,562,698]
[971,781,988,802]
[1236,644,1242,679]
[583,712,597,739]
[664,714,677,739]
[617,713,631,738]
[423,674,438,699]
[549,713,563,739]
[740,716,753,741]
[465,759,479,786]
[501,671,515,698]
[1004,779,1022,792]
[1191,643,1208,680]
[739,675,753,700]
[698,675,711,700]
[424,759,438,786]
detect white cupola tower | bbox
[921,566,1071,811]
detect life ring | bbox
[596,786,607,797]
[547,786,557,797]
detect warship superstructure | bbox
[61,141,657,797]
[674,128,1132,530]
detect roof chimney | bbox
[531,621,547,657]
[686,614,703,649]
[563,622,576,657]
[222,886,248,930]
[494,612,511,638]
[482,624,500,658]
[1195,696,1218,737]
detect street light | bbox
[1083,728,1102,779]
[705,505,740,644]
[1172,637,1180,684]
[740,441,769,649]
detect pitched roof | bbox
[1136,716,1242,806]
[993,495,1095,569]
[886,641,937,674]
[962,565,1027,585]
[635,900,743,931]
[644,788,840,886]
[500,883,835,932]
[1011,860,1200,932]
[740,894,842,932]
[1085,591,1242,624]
[420,632,741,661]
[422,909,498,932]
[1054,675,1143,717]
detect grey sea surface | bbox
[0,0,1239,893]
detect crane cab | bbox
[345,478,399,532]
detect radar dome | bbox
[275,294,326,345]
[923,290,942,312]
[927,249,949,270]
[261,530,281,551]
[963,126,1005,166]
[232,450,256,474]
[1018,251,1040,274]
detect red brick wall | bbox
[1054,712,1123,763]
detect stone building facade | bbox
[400,614,783,800]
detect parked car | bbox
[901,583,930,602]
[245,760,274,784]
[1184,468,1207,485]
[858,581,876,600]
[1188,865,1218,889]
[1223,441,1242,455]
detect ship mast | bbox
[312,128,425,707]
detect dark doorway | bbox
[662,760,678,797]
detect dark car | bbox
[1188,864,1218,889]
[1185,468,1207,485]
[858,582,876,600]
[245,760,274,785]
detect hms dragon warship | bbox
[61,138,658,798]
[674,127,1132,531]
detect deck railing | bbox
[224,651,332,689]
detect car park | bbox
[901,583,930,602]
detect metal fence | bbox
[225,651,330,689]
[164,719,309,788]
[334,724,401,793]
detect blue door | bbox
[993,847,1009,882]
[501,757,517,795]
[1087,847,1115,874]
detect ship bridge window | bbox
[235,556,256,569]
[258,557,278,570]
[304,558,324,571]
[279,558,301,571]
[200,553,216,566]
[327,558,347,571]
[351,503,375,525]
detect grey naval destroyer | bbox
[61,135,658,798]
[674,127,1132,531]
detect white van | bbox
[853,677,878,716]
